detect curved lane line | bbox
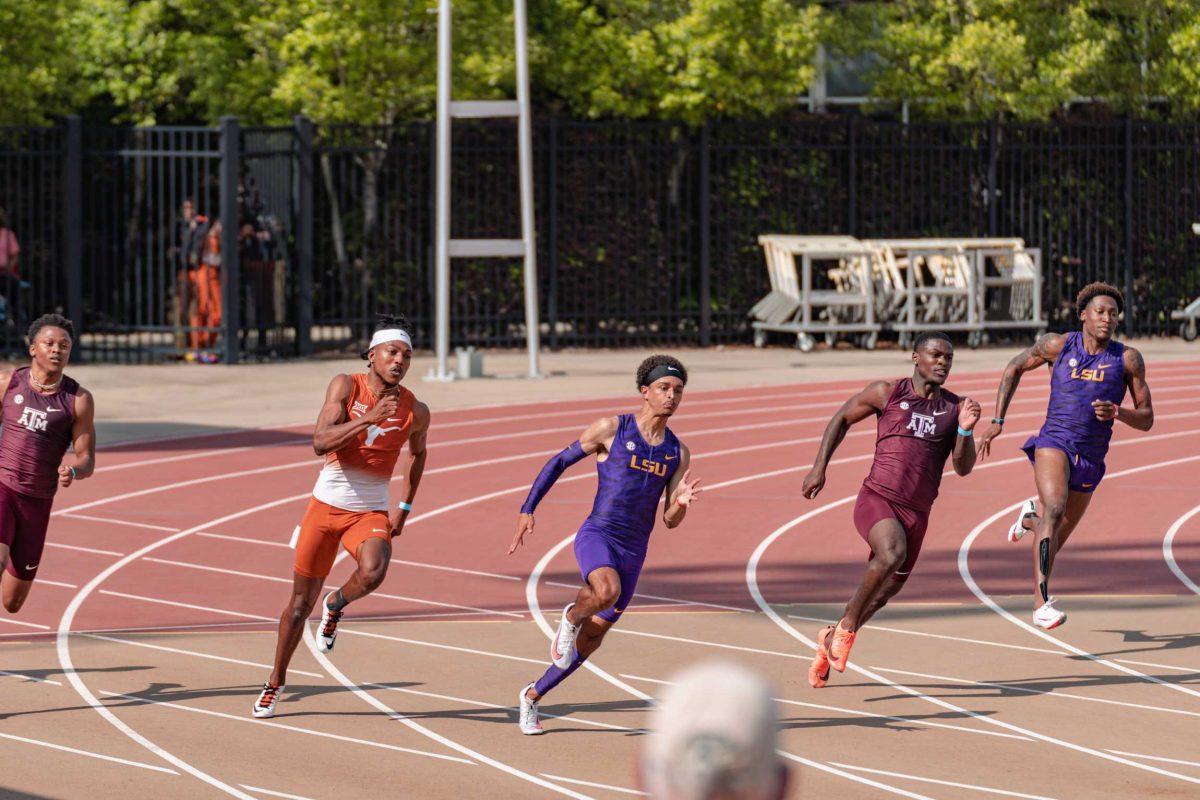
[1162,503,1200,596]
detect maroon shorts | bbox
[853,484,930,583]
[0,482,54,581]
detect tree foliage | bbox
[0,0,80,125]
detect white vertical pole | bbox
[434,0,453,379]
[513,0,541,378]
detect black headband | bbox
[641,363,685,387]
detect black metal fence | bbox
[1,115,1197,361]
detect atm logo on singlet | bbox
[629,454,667,477]
[17,407,49,433]
[906,412,937,438]
[1070,367,1105,382]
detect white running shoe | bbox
[550,602,579,668]
[316,591,344,653]
[517,682,544,735]
[1033,597,1067,630]
[252,683,284,718]
[1008,499,1039,543]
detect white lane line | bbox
[240,786,316,800]
[83,634,325,679]
[786,612,1199,673]
[828,762,1059,800]
[365,681,638,733]
[0,617,51,630]
[621,673,1030,742]
[35,578,78,588]
[99,690,474,765]
[958,453,1200,702]
[748,497,1200,786]
[0,731,179,775]
[1106,749,1200,769]
[545,581,752,613]
[539,775,648,797]
[95,437,311,475]
[303,627,596,800]
[611,627,801,659]
[141,556,526,620]
[46,541,124,556]
[1,669,62,685]
[775,752,938,800]
[340,628,546,665]
[1163,502,1200,596]
[98,590,274,621]
[60,513,179,532]
[870,665,1200,720]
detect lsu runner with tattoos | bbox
[978,282,1153,629]
[507,355,701,735]
[254,315,430,718]
[801,332,981,687]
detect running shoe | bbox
[808,625,835,688]
[1008,499,1039,543]
[1033,597,1067,630]
[252,683,284,719]
[829,621,857,673]
[517,682,544,735]
[316,591,344,653]
[550,602,579,668]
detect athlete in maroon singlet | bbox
[0,313,96,615]
[800,332,981,687]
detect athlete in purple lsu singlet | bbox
[0,313,96,616]
[979,282,1152,629]
[507,355,701,735]
[801,332,981,687]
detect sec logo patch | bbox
[625,441,636,451]
[13,394,23,404]
[899,401,909,410]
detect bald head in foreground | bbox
[641,660,788,800]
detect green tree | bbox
[0,0,79,125]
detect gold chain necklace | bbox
[29,374,61,393]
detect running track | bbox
[3,362,1200,799]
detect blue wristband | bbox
[396,500,413,512]
[957,426,973,437]
[68,466,76,480]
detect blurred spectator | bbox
[0,206,22,336]
[641,660,788,800]
[190,218,223,358]
[239,186,276,354]
[170,198,208,351]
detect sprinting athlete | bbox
[255,315,430,718]
[801,332,980,687]
[978,282,1152,629]
[508,355,701,735]
[0,314,96,615]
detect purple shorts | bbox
[1022,435,1107,494]
[0,482,54,581]
[573,521,646,623]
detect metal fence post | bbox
[546,117,559,350]
[698,123,712,346]
[294,116,315,356]
[62,116,83,340]
[847,116,857,235]
[220,116,242,364]
[1123,117,1135,333]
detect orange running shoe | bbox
[808,626,835,688]
[829,621,857,672]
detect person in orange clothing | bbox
[190,219,223,353]
[253,315,430,718]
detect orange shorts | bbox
[293,497,391,579]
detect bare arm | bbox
[1095,347,1153,431]
[59,389,96,487]
[801,380,892,500]
[952,396,982,476]
[0,371,11,400]
[662,443,698,529]
[312,375,397,456]
[508,416,618,554]
[390,401,430,536]
[978,333,1065,459]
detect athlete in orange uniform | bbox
[254,315,430,718]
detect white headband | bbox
[368,328,413,351]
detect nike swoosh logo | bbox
[665,455,677,460]
[1081,483,1094,488]
[371,529,387,534]
[933,411,948,416]
[46,408,61,413]
[385,418,405,423]
[1097,363,1112,369]
[25,564,37,571]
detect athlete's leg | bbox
[840,518,907,632]
[526,615,616,702]
[0,490,50,614]
[1,574,34,614]
[1031,448,1071,609]
[566,567,621,625]
[333,536,392,606]
[268,572,324,686]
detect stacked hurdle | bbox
[751,235,1045,351]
